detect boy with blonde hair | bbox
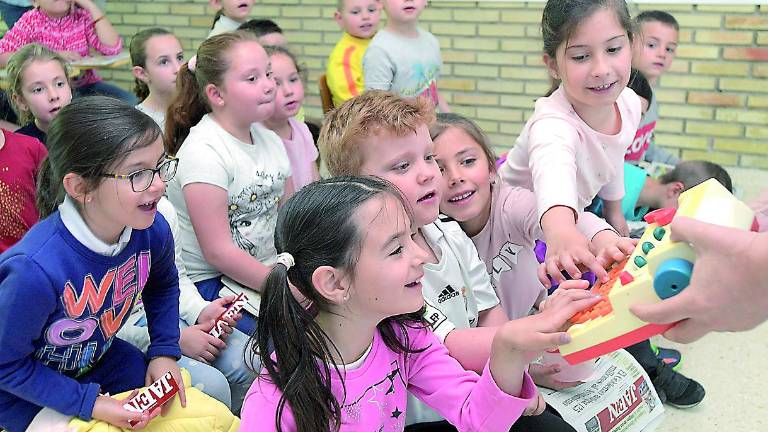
[363,0,450,112]
[326,0,381,107]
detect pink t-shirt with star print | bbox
[241,323,536,431]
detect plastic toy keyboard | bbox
[559,178,756,365]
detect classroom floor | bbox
[650,321,768,431]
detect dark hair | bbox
[6,44,70,125]
[130,27,177,101]
[636,10,679,31]
[264,45,307,85]
[542,0,634,95]
[238,18,283,37]
[659,160,732,193]
[430,113,496,171]
[626,68,652,105]
[37,96,163,218]
[165,30,259,154]
[251,176,426,432]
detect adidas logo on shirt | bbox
[438,285,460,303]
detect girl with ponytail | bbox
[240,176,602,432]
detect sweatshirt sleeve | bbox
[577,212,615,240]
[142,217,182,360]
[0,255,101,420]
[81,8,122,55]
[407,328,536,431]
[526,117,581,220]
[0,12,33,54]
[362,43,394,91]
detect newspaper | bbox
[540,349,664,432]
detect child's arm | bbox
[541,206,607,285]
[0,257,104,420]
[362,44,394,91]
[184,183,273,290]
[75,0,121,54]
[0,11,34,67]
[602,199,629,236]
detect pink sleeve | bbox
[0,12,34,53]
[240,379,296,431]
[502,186,543,241]
[406,327,536,431]
[576,212,614,240]
[81,9,122,55]
[527,118,581,220]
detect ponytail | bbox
[164,31,258,155]
[256,265,343,432]
[35,157,59,219]
[165,63,207,154]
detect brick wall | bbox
[95,1,768,194]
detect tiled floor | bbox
[650,321,768,431]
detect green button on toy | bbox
[634,255,647,268]
[642,242,655,254]
[653,227,665,241]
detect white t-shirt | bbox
[207,15,241,39]
[135,103,165,130]
[420,218,500,342]
[166,114,291,283]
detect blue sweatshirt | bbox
[0,211,181,420]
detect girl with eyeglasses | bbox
[0,96,186,430]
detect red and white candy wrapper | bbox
[209,292,248,338]
[123,371,180,425]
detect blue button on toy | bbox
[654,258,693,299]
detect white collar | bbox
[59,196,133,256]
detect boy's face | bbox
[357,124,442,228]
[335,0,381,39]
[632,21,678,82]
[382,0,426,25]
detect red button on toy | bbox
[619,271,634,285]
[643,208,676,226]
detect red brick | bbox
[723,48,768,61]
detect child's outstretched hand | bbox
[92,391,158,429]
[146,357,186,415]
[590,230,637,269]
[540,225,608,287]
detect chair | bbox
[318,74,334,115]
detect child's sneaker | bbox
[652,343,682,370]
[651,361,705,409]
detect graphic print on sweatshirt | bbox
[36,251,150,376]
[490,242,524,290]
[342,360,407,431]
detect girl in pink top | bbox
[432,113,634,394]
[240,176,602,432]
[0,0,136,103]
[498,0,642,288]
[262,46,320,192]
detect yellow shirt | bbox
[326,32,372,107]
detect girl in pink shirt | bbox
[240,176,602,432]
[262,46,320,192]
[0,0,136,104]
[498,0,642,288]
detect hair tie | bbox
[276,252,294,271]
[187,55,197,73]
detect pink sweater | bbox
[472,182,613,319]
[0,8,122,87]
[241,324,536,431]
[499,86,642,220]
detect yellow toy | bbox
[559,178,755,365]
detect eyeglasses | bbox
[98,157,179,192]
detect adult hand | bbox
[631,217,768,343]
